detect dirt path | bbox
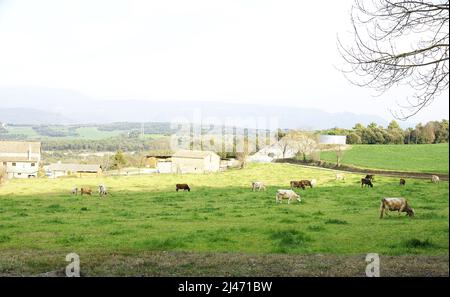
[0,251,448,277]
[275,159,449,181]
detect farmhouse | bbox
[0,141,41,179]
[46,163,102,178]
[171,150,221,174]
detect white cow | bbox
[336,173,345,181]
[431,175,440,184]
[310,179,317,187]
[98,184,108,197]
[71,187,78,195]
[252,181,266,191]
[276,189,301,204]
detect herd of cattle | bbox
[71,184,108,197]
[70,174,442,219]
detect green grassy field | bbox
[4,126,40,137]
[71,127,124,140]
[320,144,449,174]
[0,163,447,262]
[3,125,131,140]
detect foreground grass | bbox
[320,144,449,174]
[0,163,448,275]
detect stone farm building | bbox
[46,163,102,178]
[171,150,221,174]
[0,141,41,179]
[144,152,172,173]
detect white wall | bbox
[5,161,39,178]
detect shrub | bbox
[325,219,348,225]
[402,238,435,249]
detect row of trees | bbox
[32,126,78,138]
[322,120,449,145]
[41,136,170,152]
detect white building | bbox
[247,143,298,163]
[45,163,102,178]
[171,150,221,174]
[0,141,41,179]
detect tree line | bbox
[321,120,448,145]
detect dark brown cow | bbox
[176,184,191,192]
[80,188,92,196]
[300,180,313,188]
[290,180,305,190]
[365,174,375,181]
[399,178,406,186]
[361,178,373,188]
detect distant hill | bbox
[0,108,73,125]
[0,86,410,129]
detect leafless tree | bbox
[236,152,249,169]
[0,165,6,185]
[292,132,319,162]
[339,0,449,120]
[276,134,297,159]
[332,144,346,167]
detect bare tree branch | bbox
[338,0,449,120]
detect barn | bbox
[171,150,221,174]
[0,141,41,179]
[144,153,172,169]
[46,163,102,178]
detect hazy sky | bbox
[0,0,448,123]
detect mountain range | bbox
[0,86,413,129]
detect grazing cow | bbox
[275,189,301,204]
[80,188,92,196]
[380,198,415,219]
[310,179,317,187]
[251,181,266,191]
[336,174,345,181]
[290,180,305,190]
[176,184,191,192]
[365,174,375,181]
[361,178,373,188]
[98,184,108,197]
[300,180,313,188]
[399,178,406,186]
[431,175,440,184]
[71,187,78,195]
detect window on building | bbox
[12,162,16,166]
[31,163,36,167]
[2,162,6,166]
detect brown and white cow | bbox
[290,180,305,190]
[380,198,415,219]
[300,180,313,188]
[80,188,92,196]
[276,189,301,204]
